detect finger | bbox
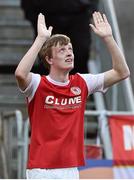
[40,14,45,24]
[37,13,42,29]
[48,26,53,34]
[38,13,47,31]
[42,14,46,26]
[89,24,98,34]
[97,12,104,23]
[38,13,43,25]
[38,13,45,24]
[103,14,108,23]
[93,12,99,27]
[38,13,43,20]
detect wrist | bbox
[103,35,114,43]
[36,36,47,45]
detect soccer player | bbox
[15,12,130,179]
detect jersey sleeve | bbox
[19,73,41,102]
[78,73,108,95]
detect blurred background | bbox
[0,0,134,178]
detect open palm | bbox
[90,12,112,38]
[37,13,53,41]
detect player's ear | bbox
[45,56,53,65]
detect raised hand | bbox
[90,12,112,39]
[37,13,53,42]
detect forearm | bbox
[104,36,130,77]
[15,36,44,77]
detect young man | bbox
[15,12,130,179]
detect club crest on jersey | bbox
[71,87,81,95]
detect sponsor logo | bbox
[44,95,82,109]
[71,87,81,95]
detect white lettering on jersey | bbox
[45,95,82,107]
[45,96,54,104]
[123,125,134,150]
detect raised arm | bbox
[90,12,130,89]
[15,13,52,90]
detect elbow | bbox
[120,68,130,80]
[126,69,130,78]
[15,69,25,81]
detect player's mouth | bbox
[65,58,73,62]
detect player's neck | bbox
[49,70,69,83]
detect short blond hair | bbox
[39,34,71,70]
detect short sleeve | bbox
[78,73,108,95]
[20,73,41,102]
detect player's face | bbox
[51,43,74,71]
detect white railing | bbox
[1,110,25,178]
